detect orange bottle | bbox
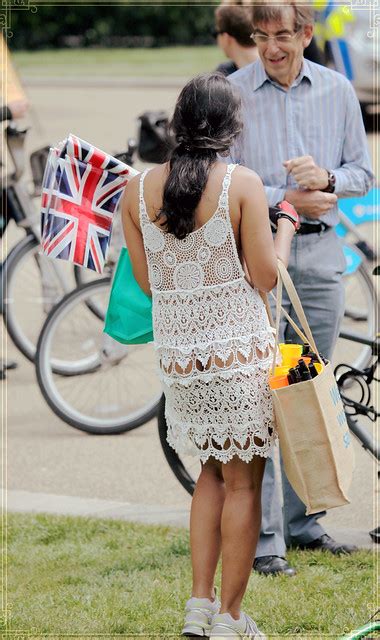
[269,374,290,390]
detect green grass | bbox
[3,512,376,638]
[12,46,224,78]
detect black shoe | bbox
[369,527,380,543]
[297,534,358,555]
[253,555,296,577]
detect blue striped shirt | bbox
[227,58,374,226]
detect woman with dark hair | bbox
[122,72,297,639]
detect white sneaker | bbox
[181,593,221,637]
[210,611,266,639]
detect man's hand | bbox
[284,155,329,191]
[284,189,338,219]
[7,99,29,120]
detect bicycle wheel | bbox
[36,278,161,434]
[74,263,106,287]
[348,222,377,263]
[3,235,74,362]
[333,262,377,371]
[346,413,379,462]
[157,394,198,496]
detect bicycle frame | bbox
[341,243,365,277]
[335,331,379,461]
[1,124,73,311]
[337,188,379,262]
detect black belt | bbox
[298,222,331,235]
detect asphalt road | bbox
[3,80,378,547]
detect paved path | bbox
[6,488,376,549]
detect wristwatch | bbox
[323,170,336,193]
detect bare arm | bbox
[121,178,151,297]
[239,170,295,291]
[273,218,296,266]
[0,99,29,122]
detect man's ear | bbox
[302,24,314,48]
[225,32,235,51]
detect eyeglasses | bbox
[212,29,223,38]
[250,31,301,45]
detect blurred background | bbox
[5,1,379,161]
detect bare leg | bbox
[220,455,266,619]
[190,458,225,600]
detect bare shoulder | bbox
[121,174,141,231]
[229,165,265,205]
[123,163,168,225]
[232,165,263,190]
[123,172,140,204]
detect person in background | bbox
[0,99,29,123]
[1,97,29,379]
[227,0,374,578]
[214,3,259,76]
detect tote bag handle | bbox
[271,259,323,373]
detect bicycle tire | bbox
[334,263,377,371]
[36,278,161,434]
[74,264,84,287]
[3,235,71,362]
[157,394,196,496]
[73,263,104,287]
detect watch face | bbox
[327,171,336,192]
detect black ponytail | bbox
[157,73,242,240]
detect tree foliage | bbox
[9,4,217,50]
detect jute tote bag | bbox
[269,260,355,515]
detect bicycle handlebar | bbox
[4,123,29,182]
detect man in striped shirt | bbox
[228,0,374,577]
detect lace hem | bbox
[155,327,276,387]
[166,415,278,464]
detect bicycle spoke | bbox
[37,279,161,432]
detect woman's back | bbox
[140,161,241,241]
[137,162,277,461]
[139,163,243,292]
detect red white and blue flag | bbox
[40,134,138,273]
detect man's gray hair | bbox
[252,1,315,30]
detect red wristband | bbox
[277,200,300,231]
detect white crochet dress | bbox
[139,164,276,464]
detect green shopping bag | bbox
[104,247,153,344]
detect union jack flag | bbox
[40,134,138,273]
